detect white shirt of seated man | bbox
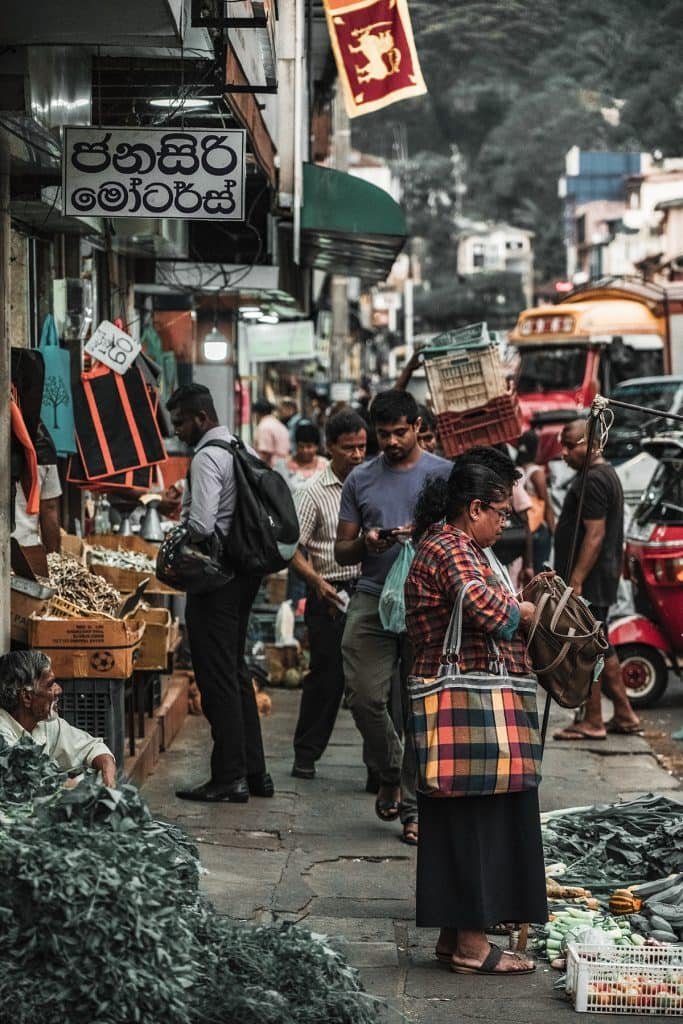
[0,652,116,787]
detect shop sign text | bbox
[63,127,246,220]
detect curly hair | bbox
[0,651,51,713]
[412,457,511,542]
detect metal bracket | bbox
[191,0,272,28]
[224,82,278,94]
[199,16,268,27]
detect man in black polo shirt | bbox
[553,418,640,740]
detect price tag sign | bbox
[85,320,141,375]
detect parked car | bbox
[605,376,683,464]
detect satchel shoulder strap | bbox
[527,582,603,649]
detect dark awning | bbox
[301,163,407,282]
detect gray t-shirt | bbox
[339,450,452,595]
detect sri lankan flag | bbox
[323,0,427,118]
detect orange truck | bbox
[508,279,683,459]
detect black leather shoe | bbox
[175,778,249,803]
[247,772,275,797]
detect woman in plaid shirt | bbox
[405,453,547,976]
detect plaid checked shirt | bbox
[405,524,527,678]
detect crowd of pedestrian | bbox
[165,382,641,977]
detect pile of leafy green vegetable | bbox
[0,737,379,1024]
[542,794,683,893]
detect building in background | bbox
[456,222,535,307]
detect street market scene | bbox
[1,0,683,1021]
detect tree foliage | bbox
[352,0,683,287]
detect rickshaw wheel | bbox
[617,643,669,708]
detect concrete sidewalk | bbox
[143,690,681,1023]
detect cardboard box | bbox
[10,581,53,644]
[135,607,173,671]
[28,616,146,679]
[265,571,288,605]
[60,533,87,563]
[86,535,179,595]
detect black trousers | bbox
[186,575,265,784]
[293,586,347,766]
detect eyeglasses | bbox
[481,503,512,522]
[559,434,587,450]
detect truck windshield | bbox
[517,346,586,394]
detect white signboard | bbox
[85,320,141,374]
[330,382,353,403]
[245,321,316,363]
[63,127,246,220]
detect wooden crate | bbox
[86,534,179,594]
[134,607,174,671]
[28,615,146,679]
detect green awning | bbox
[301,163,407,282]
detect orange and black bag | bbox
[73,362,166,481]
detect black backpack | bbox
[202,438,300,576]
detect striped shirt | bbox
[294,464,360,583]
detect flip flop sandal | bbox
[400,820,418,846]
[375,796,400,821]
[553,727,606,741]
[605,720,643,735]
[450,944,535,976]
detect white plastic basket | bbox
[566,943,683,1015]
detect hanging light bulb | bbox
[202,324,231,362]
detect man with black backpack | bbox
[167,384,274,803]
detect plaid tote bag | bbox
[408,581,542,797]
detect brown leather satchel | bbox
[521,572,609,708]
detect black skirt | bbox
[416,788,548,929]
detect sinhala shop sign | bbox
[63,127,246,220]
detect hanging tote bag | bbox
[378,541,415,633]
[38,314,77,456]
[408,581,542,798]
[73,362,166,481]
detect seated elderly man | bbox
[0,651,116,787]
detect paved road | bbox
[144,688,681,1023]
[640,671,683,784]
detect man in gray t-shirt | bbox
[335,391,451,843]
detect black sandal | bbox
[400,819,418,845]
[374,796,400,821]
[450,944,535,976]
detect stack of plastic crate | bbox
[422,322,523,457]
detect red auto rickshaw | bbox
[608,435,683,707]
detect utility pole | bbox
[0,129,11,649]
